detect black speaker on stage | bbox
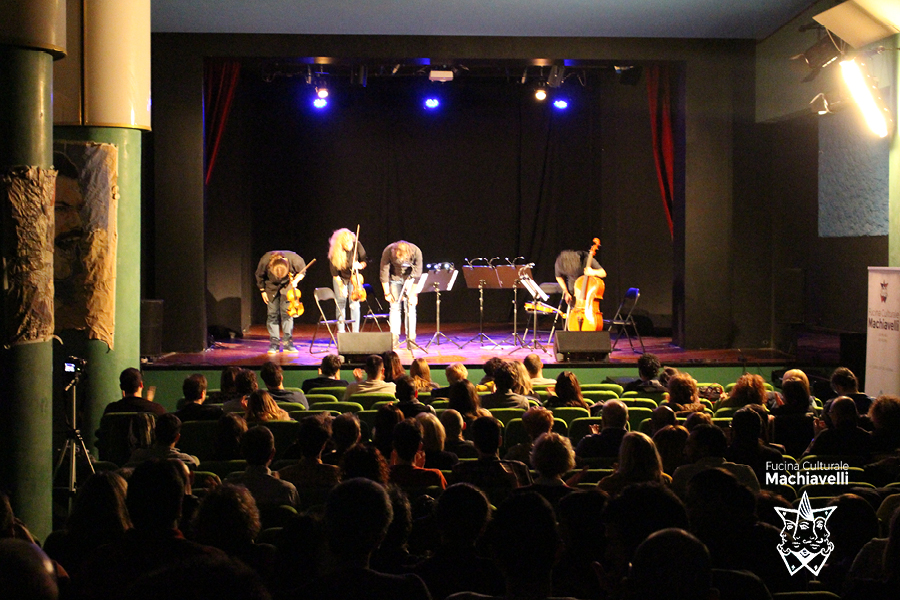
[554,331,611,362]
[337,332,393,362]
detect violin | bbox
[349,224,367,302]
[285,258,316,318]
[566,238,604,331]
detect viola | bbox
[285,258,316,318]
[349,224,367,302]
[567,238,604,331]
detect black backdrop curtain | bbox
[207,73,619,325]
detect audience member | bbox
[719,373,767,409]
[410,358,440,392]
[340,444,390,485]
[372,402,404,460]
[260,361,308,408]
[417,412,458,470]
[514,432,577,509]
[827,366,874,420]
[806,396,874,459]
[597,431,671,496]
[388,419,447,492]
[295,478,431,600]
[478,357,506,387]
[671,424,759,498]
[440,409,479,459]
[553,490,608,600]
[223,369,259,414]
[775,368,817,413]
[213,413,248,460]
[278,413,341,491]
[648,404,677,436]
[343,355,397,401]
[724,407,783,482]
[382,350,406,383]
[451,416,531,505]
[479,361,531,410]
[869,395,900,452]
[623,353,667,394]
[104,368,165,416]
[302,354,349,394]
[370,486,419,574]
[396,375,436,419]
[683,411,713,431]
[225,426,299,512]
[175,374,224,422]
[652,424,690,476]
[504,406,553,464]
[662,372,705,413]
[0,539,60,600]
[127,413,200,467]
[431,363,469,399]
[125,554,272,600]
[625,528,717,600]
[545,371,589,409]
[322,412,362,466]
[244,389,290,422]
[447,380,491,432]
[817,494,879,594]
[206,366,242,405]
[524,353,557,386]
[511,360,538,399]
[576,400,628,460]
[771,377,813,416]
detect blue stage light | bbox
[425,98,440,109]
[313,98,328,109]
[553,99,568,110]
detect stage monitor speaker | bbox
[554,331,611,363]
[337,332,393,363]
[141,299,164,357]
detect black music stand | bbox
[461,265,501,348]
[422,269,461,350]
[496,264,532,349]
[519,276,553,353]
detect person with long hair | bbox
[410,358,439,392]
[380,240,423,344]
[328,228,368,333]
[546,371,589,409]
[244,390,290,422]
[255,249,307,355]
[512,361,537,399]
[597,431,671,496]
[662,372,706,413]
[382,351,406,384]
[447,380,491,433]
[720,373,768,409]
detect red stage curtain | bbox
[204,60,241,186]
[646,64,675,239]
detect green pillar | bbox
[54,127,142,454]
[0,46,55,541]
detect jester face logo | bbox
[774,492,835,576]
[881,280,888,303]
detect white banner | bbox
[866,267,900,396]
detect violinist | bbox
[380,240,423,344]
[554,249,606,306]
[256,250,307,355]
[328,228,368,333]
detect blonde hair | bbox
[416,412,446,452]
[616,431,665,483]
[445,363,468,384]
[512,361,534,396]
[392,241,412,263]
[245,390,289,422]
[410,358,435,391]
[328,228,356,272]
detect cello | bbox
[349,224,367,303]
[566,238,605,331]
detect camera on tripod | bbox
[64,356,87,374]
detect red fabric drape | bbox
[204,60,241,186]
[646,65,675,239]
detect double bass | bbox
[566,238,605,331]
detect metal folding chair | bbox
[361,283,389,332]
[310,287,341,353]
[608,287,645,353]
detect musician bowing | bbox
[380,241,423,345]
[256,250,307,355]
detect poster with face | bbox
[53,141,118,348]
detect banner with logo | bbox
[866,267,900,396]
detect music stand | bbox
[401,273,428,353]
[461,265,501,348]
[496,264,532,349]
[518,276,554,353]
[421,269,461,350]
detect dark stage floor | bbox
[145,323,794,369]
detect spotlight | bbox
[313,98,328,109]
[547,65,566,88]
[424,97,440,109]
[792,35,842,82]
[535,87,547,101]
[840,58,892,138]
[316,86,329,99]
[553,99,569,110]
[429,69,454,83]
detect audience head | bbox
[602,400,628,429]
[330,413,361,451]
[831,366,860,394]
[440,409,466,440]
[193,484,261,553]
[215,413,248,459]
[297,413,332,459]
[394,375,416,403]
[154,413,182,447]
[829,396,859,428]
[219,366,242,394]
[523,353,545,378]
[825,494,879,559]
[319,354,342,378]
[483,356,505,380]
[869,395,900,435]
[372,403,404,453]
[492,361,517,394]
[512,361,534,396]
[728,373,767,407]
[685,467,756,532]
[617,431,665,482]
[126,459,188,530]
[448,380,483,418]
[555,371,586,408]
[392,418,424,463]
[410,358,433,383]
[381,351,404,382]
[445,363,468,385]
[627,528,714,600]
[365,354,385,380]
[637,353,662,381]
[235,369,258,396]
[521,406,554,441]
[650,405,677,435]
[0,539,59,600]
[781,377,811,412]
[182,373,207,403]
[782,368,810,390]
[531,432,575,480]
[416,412,446,453]
[126,554,271,600]
[557,490,608,557]
[652,425,690,475]
[488,492,559,578]
[119,367,143,395]
[240,426,276,467]
[684,411,712,431]
[259,361,284,389]
[67,471,131,538]
[325,478,393,561]
[340,444,389,485]
[470,416,503,457]
[244,390,283,422]
[686,424,727,461]
[731,407,763,442]
[667,372,699,407]
[659,366,679,387]
[435,483,491,546]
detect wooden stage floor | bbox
[145,323,794,369]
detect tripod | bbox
[505,278,528,352]
[463,279,500,348]
[53,370,95,512]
